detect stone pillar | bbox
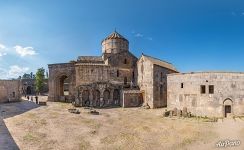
[79,89,83,107]
[89,89,93,107]
[110,89,114,105]
[100,89,104,107]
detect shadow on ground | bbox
[0,100,40,150]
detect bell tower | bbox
[101,30,129,54]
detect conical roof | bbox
[102,31,128,42]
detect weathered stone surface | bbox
[137,54,178,108]
[47,31,178,109]
[0,80,21,103]
[167,72,244,117]
[173,107,178,116]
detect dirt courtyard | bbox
[1,100,244,150]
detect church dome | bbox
[102,31,128,42]
[101,31,129,54]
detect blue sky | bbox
[0,0,244,78]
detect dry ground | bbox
[1,100,244,150]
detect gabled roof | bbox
[141,54,178,72]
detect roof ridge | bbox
[142,53,173,65]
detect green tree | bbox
[35,68,45,95]
[22,73,31,79]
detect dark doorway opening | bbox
[225,105,231,117]
[26,86,31,95]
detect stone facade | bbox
[123,90,143,107]
[167,72,244,117]
[0,80,21,103]
[48,31,138,107]
[137,55,178,108]
[48,31,176,108]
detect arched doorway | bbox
[26,86,32,95]
[82,90,90,106]
[103,90,110,105]
[113,89,120,105]
[223,99,233,117]
[93,90,100,107]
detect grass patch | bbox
[23,132,37,141]
[79,139,91,150]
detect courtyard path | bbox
[0,117,19,150]
[0,101,39,150]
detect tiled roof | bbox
[102,31,128,42]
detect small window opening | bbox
[181,83,184,88]
[201,85,206,94]
[132,71,135,81]
[209,85,214,94]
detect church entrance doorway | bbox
[224,105,231,117]
[223,98,233,118]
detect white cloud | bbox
[8,65,29,78]
[0,43,7,57]
[133,32,153,41]
[0,43,6,50]
[0,52,7,57]
[14,45,37,57]
[135,33,144,37]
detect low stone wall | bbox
[0,80,21,103]
[123,90,142,107]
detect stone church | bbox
[48,31,178,108]
[48,30,244,117]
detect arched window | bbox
[132,71,135,81]
[124,59,127,64]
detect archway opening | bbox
[26,86,32,95]
[103,90,110,105]
[93,90,100,107]
[59,75,70,96]
[223,99,233,118]
[113,89,120,105]
[82,90,90,106]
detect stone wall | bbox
[0,80,21,103]
[48,63,76,102]
[137,56,154,107]
[76,82,122,107]
[167,72,244,117]
[137,55,177,108]
[123,90,142,107]
[153,64,176,108]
